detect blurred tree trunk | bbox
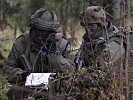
[0,0,4,32]
[87,0,104,6]
[103,0,125,26]
[69,22,75,44]
[0,52,4,59]
[62,25,67,37]
[0,0,3,21]
[103,0,114,22]
[14,22,17,38]
[112,0,125,26]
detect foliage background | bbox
[0,0,133,99]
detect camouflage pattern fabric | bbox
[74,21,126,99]
[3,32,74,100]
[3,32,74,83]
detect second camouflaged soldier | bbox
[76,6,126,74]
[75,6,126,99]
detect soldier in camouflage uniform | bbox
[3,8,74,100]
[75,6,126,99]
[76,6,126,71]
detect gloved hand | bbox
[49,73,57,79]
[21,71,30,82]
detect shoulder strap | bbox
[23,32,32,59]
[55,33,70,54]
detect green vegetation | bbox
[0,29,14,58]
[0,75,9,100]
[0,29,14,100]
[0,0,132,99]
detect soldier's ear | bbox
[79,11,85,19]
[79,11,85,26]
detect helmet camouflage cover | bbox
[80,6,106,26]
[30,8,60,32]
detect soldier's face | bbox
[86,23,101,36]
[88,23,98,32]
[33,28,51,45]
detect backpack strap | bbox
[23,32,32,59]
[55,33,70,54]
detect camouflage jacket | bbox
[77,21,126,72]
[3,32,74,83]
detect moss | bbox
[0,74,10,100]
[0,29,15,58]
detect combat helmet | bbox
[80,6,106,27]
[29,8,60,32]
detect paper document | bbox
[25,73,54,87]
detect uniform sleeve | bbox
[3,35,26,83]
[49,34,75,72]
[109,40,125,73]
[109,41,125,63]
[59,38,75,71]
